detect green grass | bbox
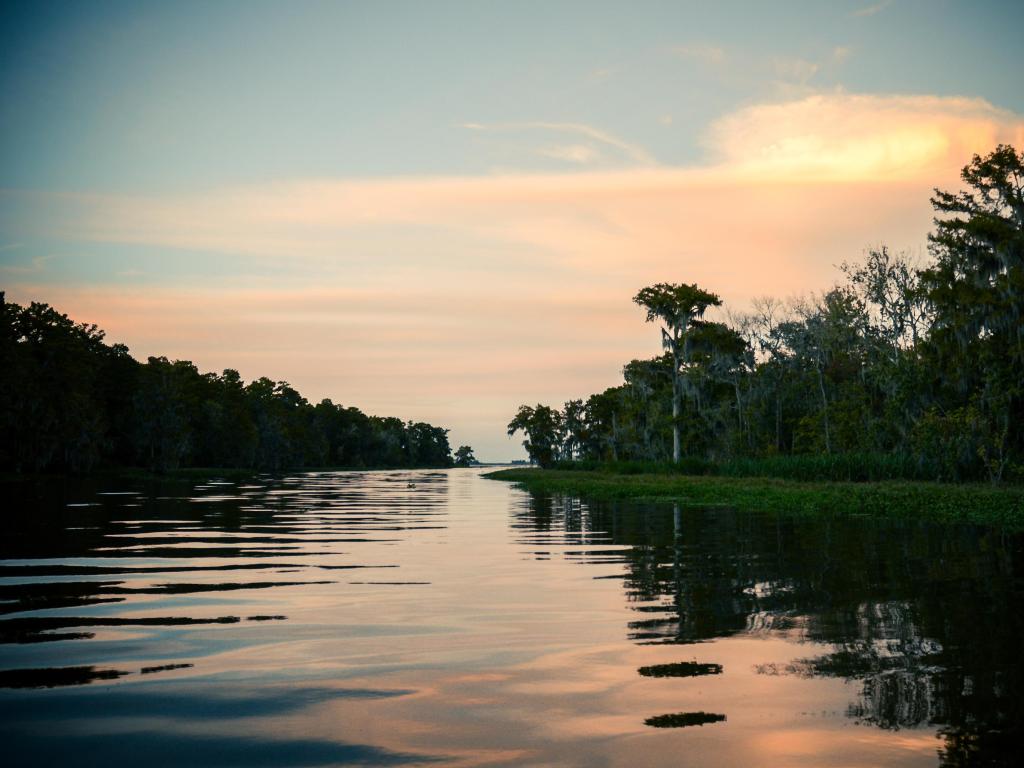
[552,452,948,482]
[484,468,1024,528]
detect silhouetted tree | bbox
[0,297,453,474]
[507,404,563,468]
[633,283,721,463]
[454,445,477,467]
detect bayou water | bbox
[1,469,1020,766]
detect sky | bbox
[2,0,1023,461]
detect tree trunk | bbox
[817,363,831,454]
[734,380,743,438]
[775,392,782,451]
[672,358,681,463]
[611,411,619,462]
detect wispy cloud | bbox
[772,56,820,85]
[537,145,601,164]
[672,43,726,66]
[462,121,655,166]
[832,45,853,64]
[851,0,892,18]
[0,254,52,274]
[768,46,852,97]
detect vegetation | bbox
[507,145,1024,484]
[486,468,1024,527]
[0,298,457,474]
[453,445,478,467]
[632,283,723,463]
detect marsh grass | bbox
[485,468,1024,528]
[553,452,943,482]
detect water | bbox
[1,469,1021,767]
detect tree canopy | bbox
[454,445,478,467]
[0,295,454,474]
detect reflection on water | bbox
[644,711,727,728]
[638,661,722,678]
[516,493,1023,766]
[0,470,1020,766]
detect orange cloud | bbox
[706,93,1024,180]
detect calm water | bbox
[1,469,1021,767]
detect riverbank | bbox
[484,469,1024,528]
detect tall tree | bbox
[922,144,1024,480]
[633,283,721,462]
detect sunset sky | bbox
[3,0,1023,460]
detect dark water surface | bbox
[1,469,1021,767]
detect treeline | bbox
[509,145,1024,483]
[0,300,454,473]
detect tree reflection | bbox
[513,492,1023,765]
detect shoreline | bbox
[484,468,1024,528]
[0,464,465,485]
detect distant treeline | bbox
[0,300,455,473]
[509,145,1024,483]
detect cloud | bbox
[672,44,727,66]
[704,93,1024,181]
[0,253,52,275]
[537,145,601,164]
[851,0,892,18]
[767,48,851,97]
[462,121,655,166]
[832,45,853,64]
[5,92,1023,459]
[772,57,819,85]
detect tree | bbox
[582,387,625,461]
[0,298,111,472]
[561,399,586,460]
[842,247,930,355]
[633,283,721,463]
[688,320,749,451]
[778,289,868,455]
[453,445,477,467]
[133,357,193,471]
[925,145,1024,363]
[921,144,1024,480]
[507,404,563,468]
[406,421,453,467]
[621,355,674,460]
[0,295,456,474]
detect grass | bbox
[551,452,952,482]
[484,468,1024,528]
